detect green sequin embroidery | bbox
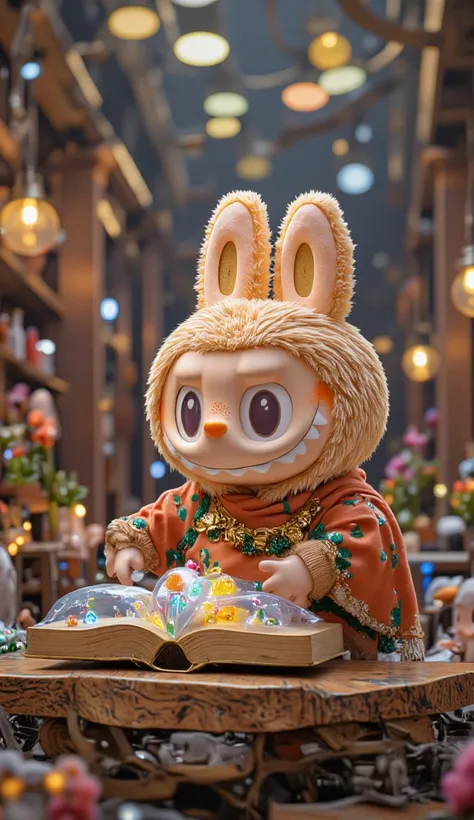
[390,543,399,569]
[378,515,386,527]
[378,635,396,654]
[343,499,359,507]
[390,600,402,628]
[366,501,376,511]
[380,550,387,562]
[312,597,376,640]
[177,506,187,522]
[329,532,343,545]
[173,495,181,505]
[254,581,263,591]
[350,524,363,539]
[282,498,291,514]
[242,535,258,556]
[336,546,352,573]
[131,517,147,530]
[191,493,199,503]
[310,522,327,540]
[268,534,292,556]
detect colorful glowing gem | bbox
[265,616,280,626]
[1,776,25,801]
[215,605,248,624]
[211,576,238,596]
[44,771,66,795]
[170,594,187,613]
[200,602,218,625]
[0,633,6,645]
[133,601,147,615]
[86,597,95,610]
[132,517,147,530]
[126,608,135,618]
[165,573,184,592]
[85,611,98,624]
[114,610,122,618]
[185,559,199,571]
[66,615,79,627]
[166,622,175,637]
[148,613,164,629]
[189,578,202,599]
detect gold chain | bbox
[193,496,322,556]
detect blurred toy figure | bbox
[0,546,17,627]
[438,579,474,661]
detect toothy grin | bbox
[164,407,327,479]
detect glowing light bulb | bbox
[413,349,428,368]
[75,504,87,518]
[402,343,440,382]
[21,200,39,226]
[7,543,18,557]
[464,266,474,293]
[434,483,448,499]
[23,521,32,531]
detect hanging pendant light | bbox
[203,66,248,117]
[0,103,60,257]
[108,3,160,40]
[173,3,230,67]
[308,31,352,71]
[334,131,374,195]
[402,322,440,383]
[451,119,474,317]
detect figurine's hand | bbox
[259,554,313,609]
[106,547,144,586]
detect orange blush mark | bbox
[314,383,334,409]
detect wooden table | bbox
[0,658,469,814]
[0,657,472,733]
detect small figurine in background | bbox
[438,579,474,661]
[105,190,422,660]
[16,600,40,630]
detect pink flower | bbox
[403,426,428,450]
[385,454,410,479]
[442,744,474,813]
[403,468,415,481]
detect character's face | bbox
[161,348,333,485]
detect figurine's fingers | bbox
[261,577,278,594]
[130,552,145,572]
[259,560,281,575]
[105,551,116,578]
[114,553,134,586]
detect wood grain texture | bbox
[0,658,473,733]
[269,802,445,820]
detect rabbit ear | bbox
[195,191,271,309]
[273,191,354,320]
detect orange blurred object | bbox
[11,447,25,458]
[453,480,466,493]
[165,572,184,592]
[27,409,45,428]
[433,586,459,604]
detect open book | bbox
[26,566,344,671]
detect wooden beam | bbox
[434,159,472,489]
[141,239,163,504]
[54,157,107,526]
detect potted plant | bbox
[380,409,438,550]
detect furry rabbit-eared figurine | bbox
[105,190,423,661]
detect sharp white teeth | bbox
[306,426,320,440]
[277,451,296,464]
[226,468,247,477]
[164,434,177,455]
[294,441,307,456]
[181,456,196,470]
[201,467,222,476]
[252,462,272,474]
[313,409,327,426]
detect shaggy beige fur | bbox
[274,191,354,321]
[195,190,272,307]
[145,299,389,503]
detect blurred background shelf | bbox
[0,248,65,322]
[0,343,68,394]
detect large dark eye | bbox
[240,384,292,441]
[176,387,203,441]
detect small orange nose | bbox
[203,420,228,439]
